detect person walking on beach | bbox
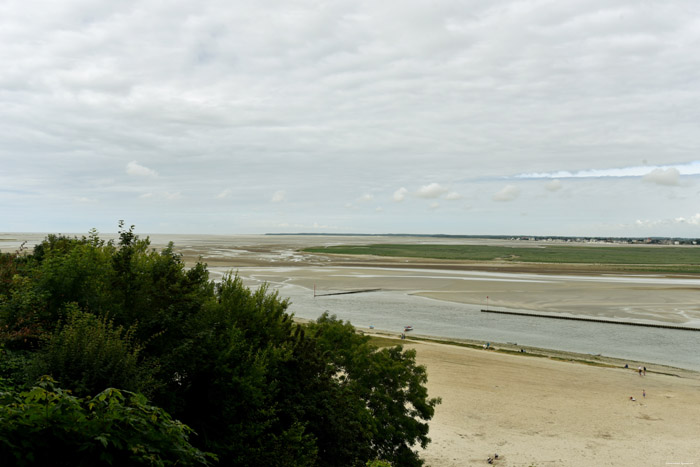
[643,366,647,375]
[643,389,646,398]
[638,366,643,376]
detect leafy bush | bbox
[29,305,157,396]
[0,376,214,466]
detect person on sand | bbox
[643,366,647,375]
[629,396,636,401]
[643,389,646,398]
[638,366,643,376]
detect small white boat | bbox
[403,325,413,332]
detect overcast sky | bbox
[2,0,700,236]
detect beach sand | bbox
[399,336,700,467]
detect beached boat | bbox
[404,325,413,331]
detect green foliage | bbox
[29,305,157,397]
[306,314,441,466]
[157,273,318,466]
[0,226,441,466]
[0,376,214,466]
[366,461,392,467]
[0,274,48,349]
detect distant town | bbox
[267,233,699,245]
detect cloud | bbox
[544,179,562,191]
[416,183,448,199]
[635,213,700,228]
[126,161,158,177]
[3,2,700,236]
[429,202,440,210]
[674,213,700,225]
[445,191,462,200]
[516,162,700,181]
[493,185,520,202]
[271,190,286,203]
[216,189,233,199]
[74,196,96,203]
[393,187,408,202]
[358,193,374,202]
[642,168,680,186]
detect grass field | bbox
[303,244,700,273]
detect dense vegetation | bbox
[303,244,700,273]
[0,224,439,466]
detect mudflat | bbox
[169,235,700,327]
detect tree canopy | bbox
[0,224,440,466]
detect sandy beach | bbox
[396,335,700,467]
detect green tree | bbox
[28,305,157,397]
[306,313,440,466]
[0,226,441,466]
[0,376,214,466]
[157,273,317,466]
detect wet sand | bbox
[159,235,700,327]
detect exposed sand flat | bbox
[397,337,700,467]
[222,264,700,326]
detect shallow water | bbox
[278,284,700,371]
[203,262,700,370]
[5,233,698,370]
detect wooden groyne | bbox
[314,288,381,297]
[481,309,700,332]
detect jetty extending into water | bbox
[481,309,700,331]
[314,288,382,297]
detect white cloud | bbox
[642,168,680,186]
[164,192,182,200]
[416,183,448,199]
[359,193,374,202]
[429,202,440,210]
[74,196,96,203]
[493,185,520,202]
[675,213,700,225]
[4,2,700,236]
[216,189,233,199]
[126,161,158,177]
[445,191,462,200]
[635,213,700,227]
[393,187,408,202]
[271,190,286,203]
[517,162,700,180]
[545,179,562,191]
